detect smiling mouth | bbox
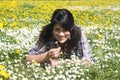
[58,38,65,40]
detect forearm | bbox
[26,52,49,63]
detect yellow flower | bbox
[32,60,38,66]
[59,52,65,59]
[10,1,17,7]
[99,45,103,49]
[15,49,21,54]
[0,78,3,80]
[0,65,4,70]
[109,26,112,30]
[15,39,20,43]
[97,33,102,40]
[0,22,4,28]
[4,21,8,26]
[0,70,10,78]
[33,61,37,66]
[98,25,102,29]
[10,22,17,27]
[97,33,102,38]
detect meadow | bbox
[0,0,120,80]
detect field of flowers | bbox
[0,0,120,80]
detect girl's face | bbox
[53,24,71,44]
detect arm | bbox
[26,45,48,63]
[26,51,49,63]
[26,45,61,63]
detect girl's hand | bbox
[47,47,61,59]
[47,47,61,66]
[49,58,59,67]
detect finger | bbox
[48,47,61,57]
[57,47,61,50]
[55,47,61,52]
[49,48,60,53]
[51,52,59,57]
[53,47,61,51]
[52,53,59,58]
[51,48,61,54]
[50,51,60,58]
[53,50,61,55]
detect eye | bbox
[63,29,68,32]
[55,28,60,32]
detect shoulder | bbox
[75,25,88,43]
[75,25,86,37]
[75,25,84,31]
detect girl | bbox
[26,9,94,66]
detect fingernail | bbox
[58,47,61,49]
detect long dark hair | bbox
[37,9,81,52]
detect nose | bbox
[59,31,64,36]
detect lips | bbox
[58,38,65,40]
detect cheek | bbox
[66,32,71,37]
[53,31,58,37]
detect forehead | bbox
[53,24,64,29]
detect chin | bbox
[58,40,67,44]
